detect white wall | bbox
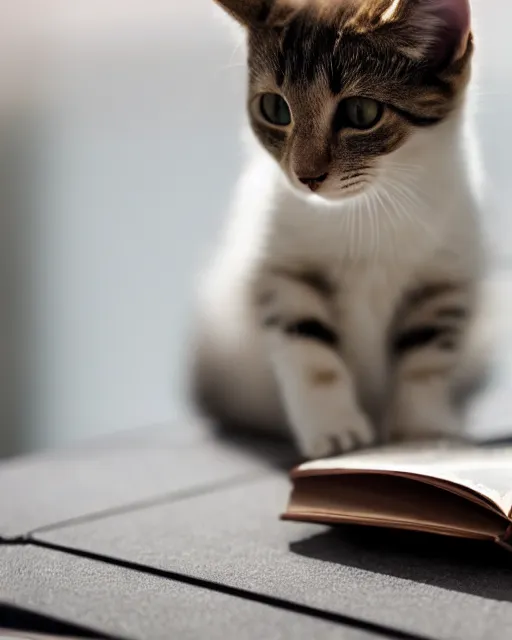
[5,0,247,453]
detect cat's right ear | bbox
[213,0,300,28]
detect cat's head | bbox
[214,0,473,201]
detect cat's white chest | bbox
[269,185,428,412]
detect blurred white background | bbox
[0,0,511,456]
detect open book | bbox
[282,442,512,550]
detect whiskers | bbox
[339,169,371,191]
[374,161,441,253]
[338,161,440,262]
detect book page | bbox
[295,442,512,516]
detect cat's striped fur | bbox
[192,0,488,458]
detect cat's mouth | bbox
[289,172,372,202]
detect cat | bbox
[191,0,489,459]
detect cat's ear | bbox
[213,0,301,28]
[383,0,471,67]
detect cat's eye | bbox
[334,97,383,131]
[260,93,292,126]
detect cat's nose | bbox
[298,173,328,192]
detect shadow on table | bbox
[290,526,512,603]
[213,424,300,471]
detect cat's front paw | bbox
[298,411,375,459]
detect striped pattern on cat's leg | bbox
[386,282,473,441]
[256,269,374,458]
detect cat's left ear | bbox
[386,0,471,67]
[213,0,302,28]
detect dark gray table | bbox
[1,389,512,640]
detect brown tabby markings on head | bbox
[216,0,472,190]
